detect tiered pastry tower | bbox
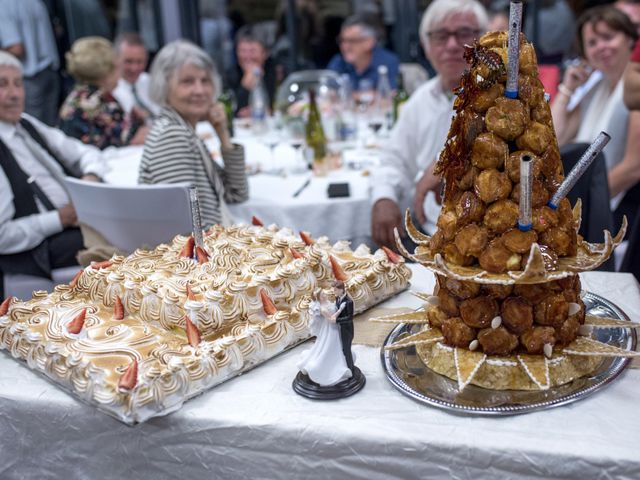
[375,30,637,391]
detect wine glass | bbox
[368,119,384,135]
[263,136,280,174]
[289,139,308,174]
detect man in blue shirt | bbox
[327,15,400,91]
[0,0,60,126]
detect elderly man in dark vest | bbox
[0,51,104,296]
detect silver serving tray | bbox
[381,292,637,416]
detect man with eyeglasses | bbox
[327,15,400,91]
[371,0,488,249]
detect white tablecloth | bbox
[1,266,639,479]
[102,126,375,243]
[227,168,372,242]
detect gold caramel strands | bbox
[433,45,504,194]
[118,359,138,391]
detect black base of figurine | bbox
[292,368,366,400]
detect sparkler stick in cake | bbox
[189,186,205,250]
[548,131,611,209]
[518,155,533,231]
[505,1,523,98]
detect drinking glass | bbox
[356,79,374,111]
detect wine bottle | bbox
[392,72,409,125]
[305,88,327,175]
[218,89,236,138]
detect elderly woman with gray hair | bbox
[138,40,248,227]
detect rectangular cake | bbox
[0,223,410,424]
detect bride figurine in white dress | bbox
[297,289,353,386]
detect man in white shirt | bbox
[370,0,488,249]
[0,52,105,293]
[112,32,160,119]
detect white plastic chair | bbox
[4,266,79,300]
[65,178,193,253]
[399,63,429,95]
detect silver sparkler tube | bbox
[549,131,611,208]
[505,1,523,99]
[189,186,205,249]
[518,155,533,231]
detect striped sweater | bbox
[138,107,248,227]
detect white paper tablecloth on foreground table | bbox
[1,266,639,479]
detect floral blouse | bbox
[59,84,143,150]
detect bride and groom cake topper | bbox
[293,280,366,400]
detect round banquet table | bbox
[102,123,379,244]
[1,266,639,480]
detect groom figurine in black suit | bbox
[292,278,365,399]
[333,280,355,372]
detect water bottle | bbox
[337,73,356,141]
[249,67,268,134]
[376,65,392,131]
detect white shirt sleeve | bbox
[370,84,429,206]
[0,171,63,254]
[371,114,419,205]
[23,114,107,179]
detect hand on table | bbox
[58,204,78,227]
[81,174,101,182]
[372,198,405,249]
[236,106,251,119]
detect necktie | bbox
[131,84,153,117]
[15,125,69,206]
[26,176,55,211]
